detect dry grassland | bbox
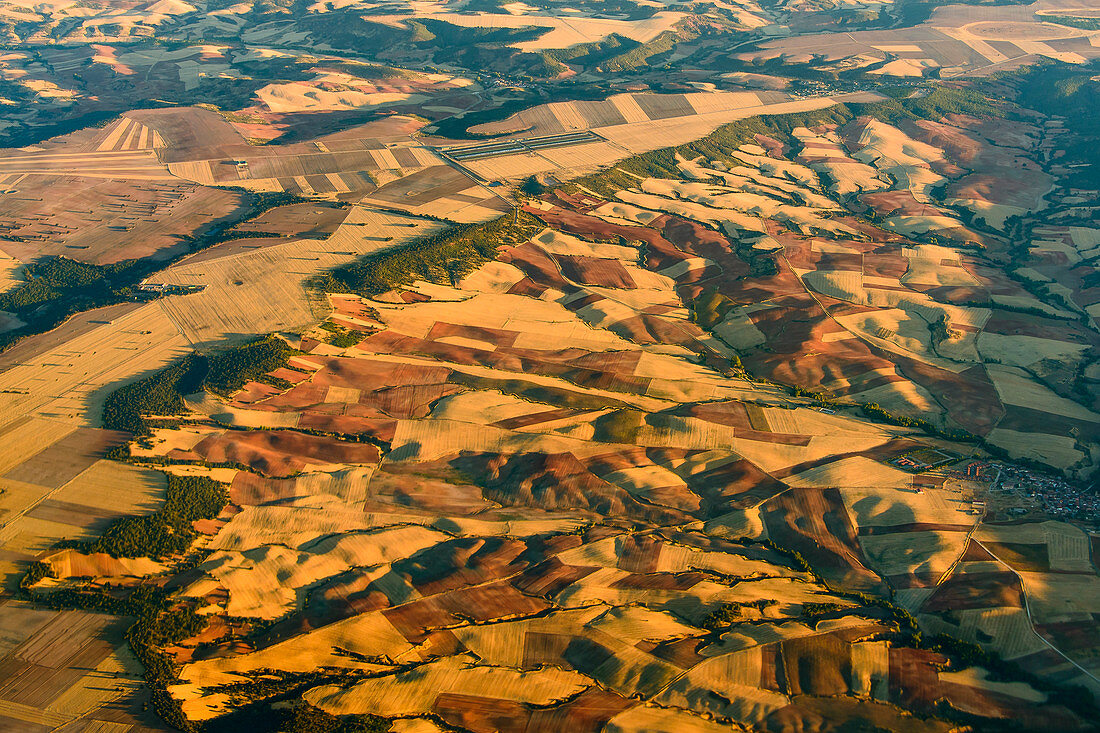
[304,656,589,715]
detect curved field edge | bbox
[0,191,314,354]
[14,69,1100,731]
[16,334,388,732]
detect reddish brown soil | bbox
[557,255,637,288]
[675,402,810,445]
[382,580,549,643]
[232,201,348,237]
[369,465,494,514]
[360,331,654,396]
[922,571,1024,611]
[492,408,591,430]
[513,558,599,597]
[295,414,397,442]
[132,107,252,163]
[0,175,244,265]
[780,632,852,696]
[643,635,708,668]
[861,190,947,217]
[871,352,1003,436]
[859,523,973,536]
[683,457,788,512]
[452,452,690,525]
[191,430,380,477]
[759,488,885,592]
[434,687,633,733]
[428,321,521,347]
[998,404,1100,443]
[395,537,536,595]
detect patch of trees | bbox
[193,669,388,733]
[519,175,550,197]
[1011,61,1100,189]
[893,0,1031,27]
[0,256,148,351]
[838,590,922,632]
[701,599,778,629]
[410,17,547,48]
[0,190,308,355]
[691,288,735,331]
[321,61,421,81]
[353,17,562,82]
[576,85,1001,198]
[62,473,228,559]
[314,210,542,296]
[203,701,386,733]
[102,354,208,434]
[734,240,780,278]
[598,30,685,72]
[801,601,846,618]
[858,401,976,443]
[204,335,294,397]
[17,463,379,733]
[103,335,293,435]
[0,108,122,151]
[540,33,644,71]
[575,104,854,197]
[928,312,954,347]
[1035,14,1100,31]
[855,84,1000,125]
[19,472,231,725]
[761,538,814,573]
[20,560,52,589]
[157,58,315,109]
[331,331,363,348]
[958,299,1079,322]
[320,322,366,348]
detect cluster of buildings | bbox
[137,282,205,296]
[964,460,1100,525]
[890,448,958,472]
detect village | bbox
[957,460,1100,526]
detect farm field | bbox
[545,102,1100,476]
[60,205,1099,727]
[456,93,864,181]
[0,602,160,731]
[730,2,1100,77]
[0,176,241,265]
[26,74,1100,728]
[1,0,1100,731]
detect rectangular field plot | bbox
[0,604,150,730]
